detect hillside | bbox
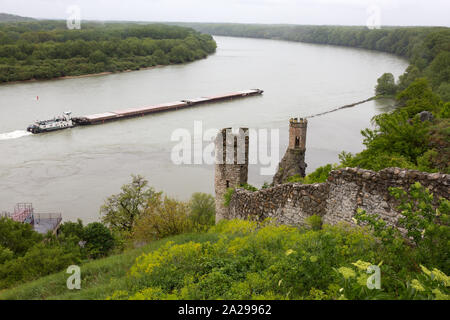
[1,215,448,300]
[0,13,35,22]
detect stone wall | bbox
[227,167,450,227]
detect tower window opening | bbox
[226,180,230,188]
[295,137,300,148]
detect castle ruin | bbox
[213,119,449,228]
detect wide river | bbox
[0,36,408,222]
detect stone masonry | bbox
[227,167,449,228]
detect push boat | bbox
[27,112,74,134]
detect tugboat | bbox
[27,111,74,134]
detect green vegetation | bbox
[0,21,216,82]
[376,73,397,96]
[101,175,216,242]
[286,164,338,184]
[0,233,218,300]
[0,214,123,289]
[0,175,215,292]
[1,182,447,300]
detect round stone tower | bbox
[214,127,249,222]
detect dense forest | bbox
[0,21,217,82]
[177,23,450,174]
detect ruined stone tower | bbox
[289,117,307,151]
[272,118,308,185]
[214,128,249,222]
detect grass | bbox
[0,232,218,300]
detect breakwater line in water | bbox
[306,97,376,119]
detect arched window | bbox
[295,137,300,148]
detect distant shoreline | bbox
[0,65,166,85]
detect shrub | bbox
[189,193,215,232]
[355,182,449,273]
[0,217,42,257]
[305,215,323,231]
[82,222,116,259]
[286,164,337,184]
[223,188,236,207]
[131,193,191,243]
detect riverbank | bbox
[0,65,166,86]
[0,21,218,83]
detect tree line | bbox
[0,21,217,82]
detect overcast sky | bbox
[1,0,449,26]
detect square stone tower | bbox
[214,128,249,222]
[272,118,308,185]
[289,117,307,151]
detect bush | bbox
[189,193,215,232]
[0,242,81,289]
[305,215,323,231]
[286,164,337,184]
[131,193,191,243]
[82,222,116,259]
[376,73,397,96]
[0,217,42,257]
[354,182,449,273]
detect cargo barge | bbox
[26,89,263,133]
[71,89,263,126]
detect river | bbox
[0,36,408,222]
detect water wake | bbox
[0,130,32,141]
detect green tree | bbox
[82,222,115,258]
[89,49,107,64]
[100,175,157,234]
[0,217,42,256]
[132,193,191,242]
[189,193,215,231]
[375,72,397,96]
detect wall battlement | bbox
[227,167,449,227]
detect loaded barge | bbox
[27,89,263,133]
